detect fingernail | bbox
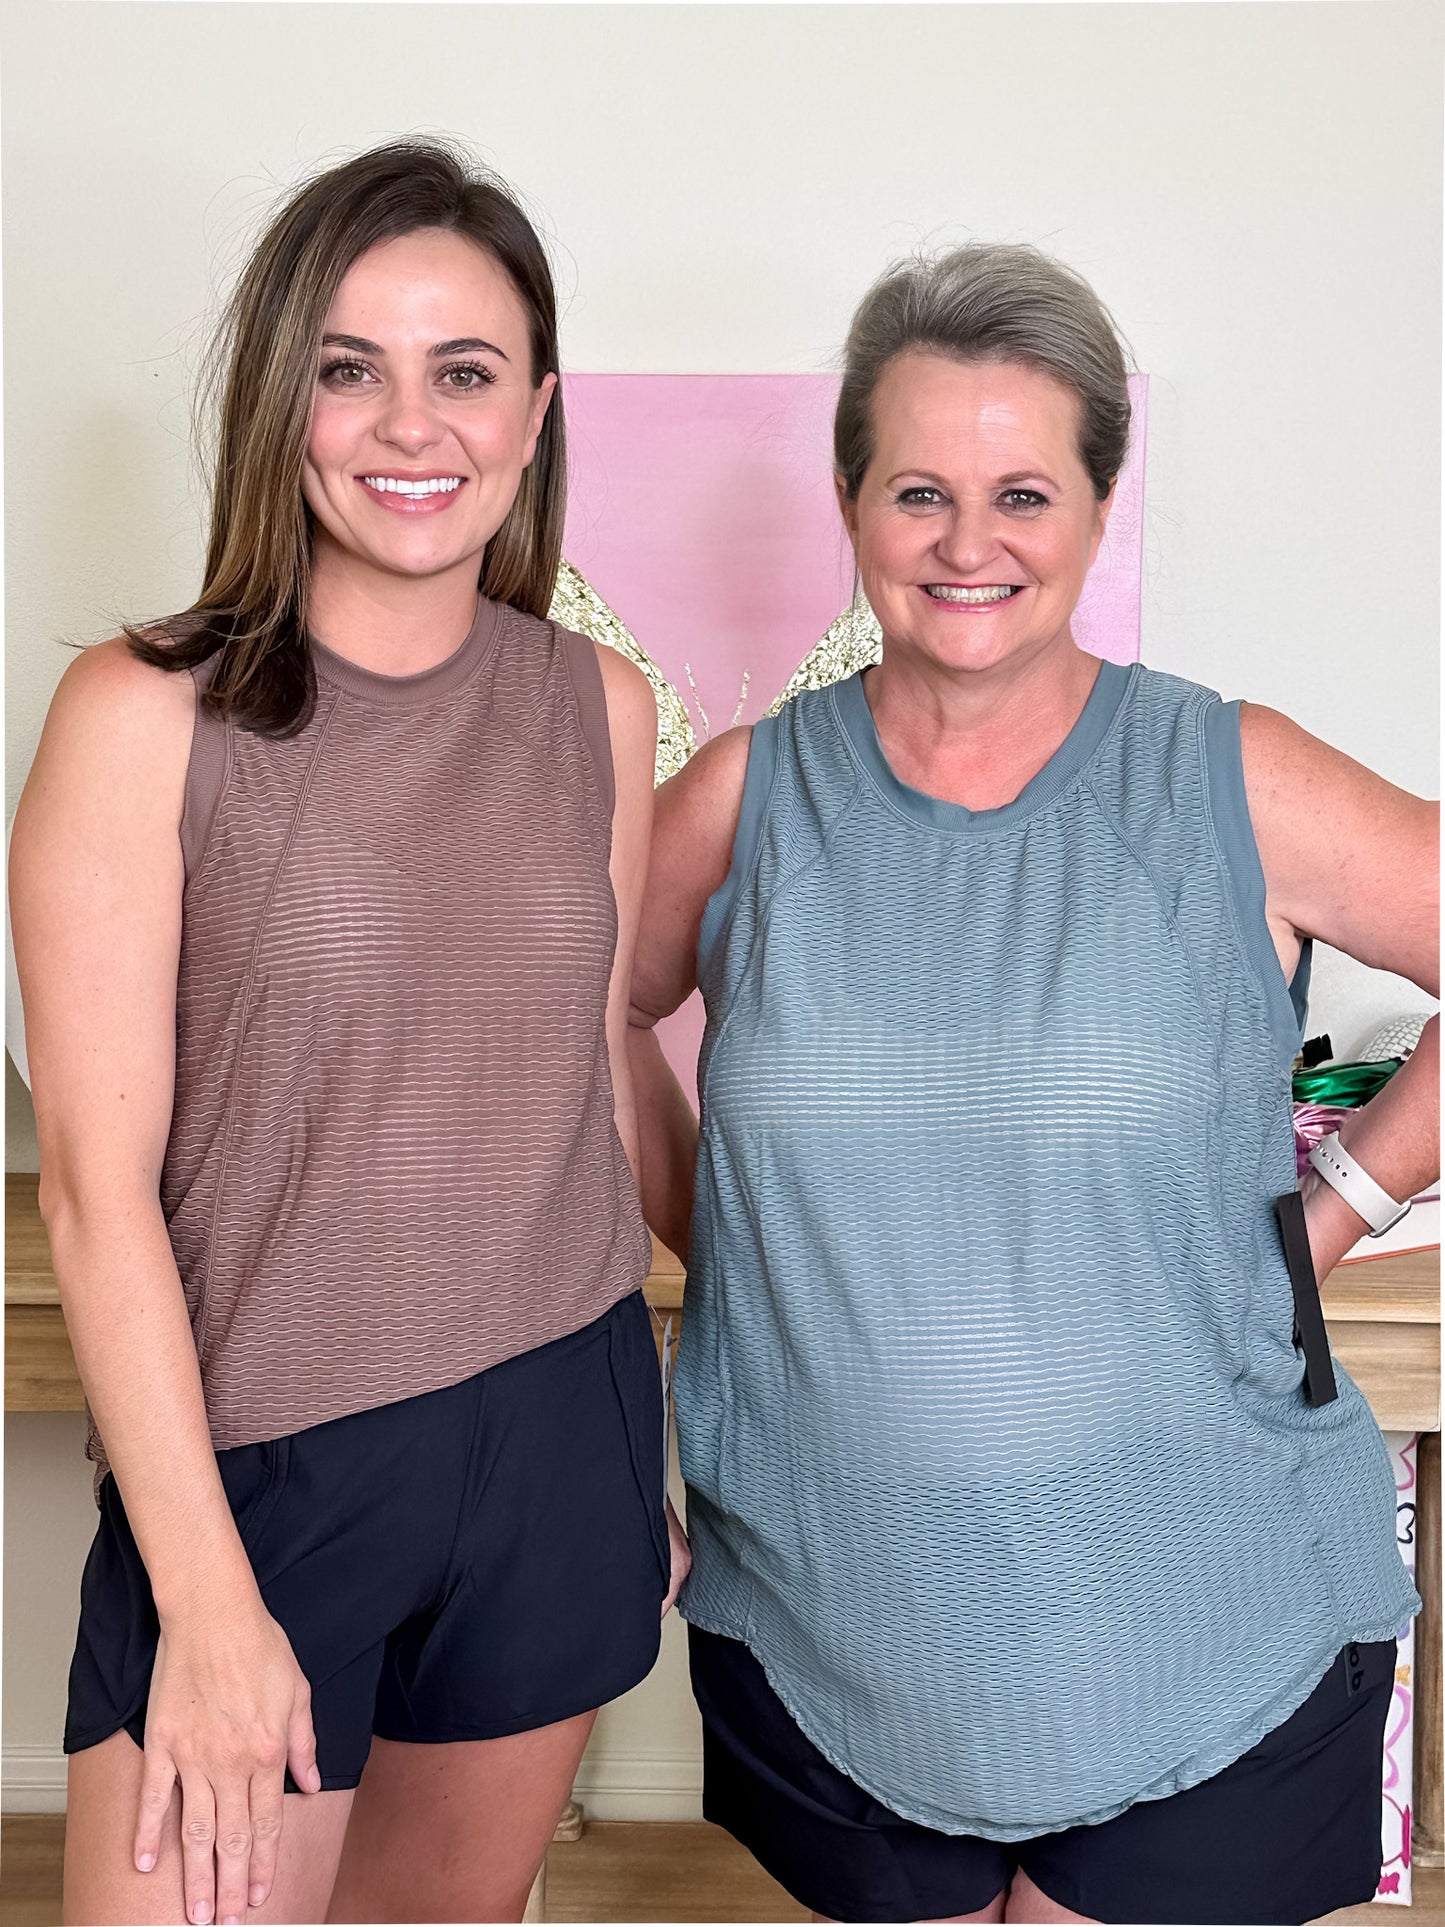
[222,1915,242,1924]
[249,1887,267,1908]
[191,1905,212,1924]
[136,1853,156,1873]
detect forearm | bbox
[42,1175,262,1624]
[627,1020,699,1265]
[1303,1015,1439,1277]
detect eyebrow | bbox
[883,469,1062,491]
[321,333,511,362]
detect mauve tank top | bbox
[101,597,651,1464]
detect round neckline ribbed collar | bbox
[310,596,501,707]
[832,655,1133,835]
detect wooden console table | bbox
[9,1174,1440,1867]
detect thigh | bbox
[1018,1642,1396,1927]
[63,1730,353,1927]
[1002,1870,1097,1924]
[325,1714,596,1924]
[690,1625,1014,1924]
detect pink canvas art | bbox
[563,372,1149,732]
[1376,1431,1417,1906]
[561,372,1149,1093]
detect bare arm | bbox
[9,640,319,1924]
[627,726,752,1264]
[1241,702,1439,1275]
[595,645,658,1184]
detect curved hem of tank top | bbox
[192,1272,651,1456]
[677,1602,1414,1843]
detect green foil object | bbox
[1291,1057,1403,1107]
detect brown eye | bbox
[440,360,496,391]
[320,357,372,387]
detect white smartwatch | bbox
[1306,1132,1412,1238]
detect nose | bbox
[934,497,1001,576]
[375,376,445,455]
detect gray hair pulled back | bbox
[835,242,1131,503]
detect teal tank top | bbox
[676,659,1418,1840]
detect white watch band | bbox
[1307,1132,1412,1237]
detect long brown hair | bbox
[130,138,566,735]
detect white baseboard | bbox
[4,1745,703,1823]
[570,1747,703,1822]
[4,1744,67,1813]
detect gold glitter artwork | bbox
[764,595,883,718]
[548,560,698,784]
[549,561,882,783]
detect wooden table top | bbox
[8,1172,1438,1424]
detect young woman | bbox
[12,139,685,1927]
[629,243,1437,1924]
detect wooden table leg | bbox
[1415,1431,1441,1867]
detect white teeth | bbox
[362,476,463,496]
[927,584,1020,604]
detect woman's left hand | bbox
[662,1498,691,1615]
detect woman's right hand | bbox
[136,1602,321,1925]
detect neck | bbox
[307,542,485,674]
[864,635,1102,811]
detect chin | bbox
[372,541,481,580]
[911,624,1025,673]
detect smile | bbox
[924,584,1022,604]
[361,475,465,496]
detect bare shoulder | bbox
[592,642,655,723]
[19,637,195,830]
[592,640,650,703]
[657,724,753,830]
[1238,700,1438,984]
[45,635,195,750]
[588,642,654,770]
[1239,700,1435,832]
[633,725,756,1016]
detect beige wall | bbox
[4,0,1440,1813]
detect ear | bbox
[522,371,558,467]
[1086,480,1116,570]
[835,471,860,551]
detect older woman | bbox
[629,244,1437,1925]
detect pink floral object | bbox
[1292,1102,1353,1181]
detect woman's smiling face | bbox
[303,227,555,591]
[840,352,1113,679]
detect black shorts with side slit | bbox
[689,1622,1395,1925]
[65,1292,669,1789]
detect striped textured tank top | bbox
[676,658,1418,1839]
[129,597,651,1464]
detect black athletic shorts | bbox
[66,1292,669,1790]
[690,1623,1396,1924]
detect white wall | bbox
[4,0,1440,1816]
